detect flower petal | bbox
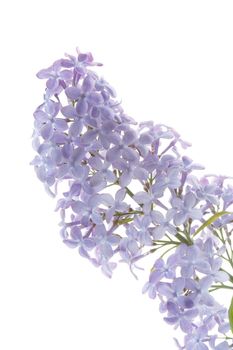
[54,118,68,131]
[184,192,196,209]
[61,105,78,118]
[41,122,53,140]
[76,98,88,115]
[87,92,104,105]
[106,146,119,162]
[134,192,151,204]
[82,75,95,93]
[65,86,82,100]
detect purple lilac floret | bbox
[31,47,233,349]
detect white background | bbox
[1,1,233,349]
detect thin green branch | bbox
[209,284,233,292]
[114,210,143,217]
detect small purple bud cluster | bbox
[31,48,233,349]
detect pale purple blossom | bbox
[170,192,203,226]
[32,48,233,349]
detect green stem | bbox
[175,232,193,246]
[105,182,118,188]
[125,186,134,198]
[220,228,233,268]
[114,210,143,217]
[165,234,173,242]
[153,240,180,246]
[209,284,233,292]
[216,336,233,340]
[124,186,144,208]
[220,268,233,284]
[159,245,177,259]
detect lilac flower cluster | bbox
[143,240,231,350]
[31,48,233,349]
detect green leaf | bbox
[117,218,134,225]
[193,211,230,237]
[229,297,233,333]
